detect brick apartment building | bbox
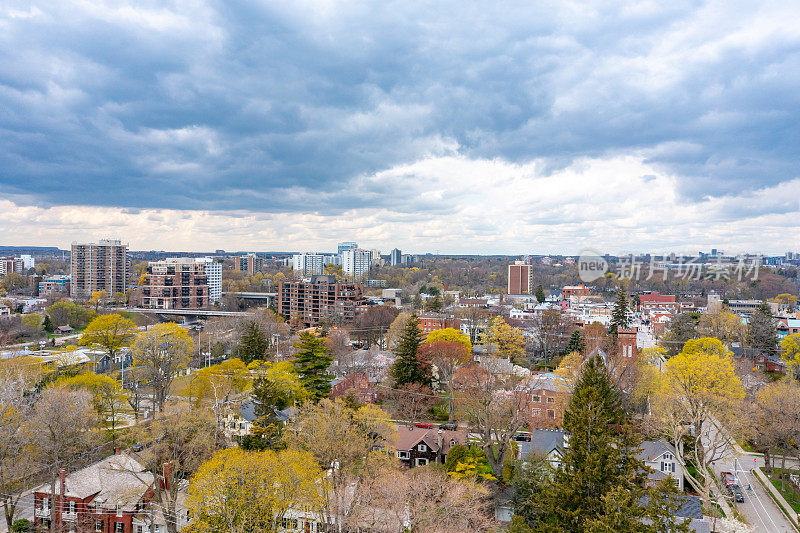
[235,253,263,276]
[277,275,365,327]
[70,240,128,299]
[417,312,461,335]
[508,261,533,294]
[637,292,679,315]
[0,257,23,276]
[143,258,213,309]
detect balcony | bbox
[34,508,51,518]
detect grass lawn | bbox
[765,468,800,513]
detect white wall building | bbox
[341,249,372,280]
[197,257,222,302]
[292,253,325,276]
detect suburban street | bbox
[706,423,796,533]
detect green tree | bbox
[238,320,269,364]
[535,284,546,303]
[79,314,137,366]
[42,315,54,333]
[609,289,629,336]
[522,356,688,533]
[293,332,333,400]
[747,301,777,356]
[566,330,585,355]
[389,314,429,387]
[660,312,699,357]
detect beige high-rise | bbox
[70,239,128,299]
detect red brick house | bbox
[638,292,679,315]
[33,454,155,533]
[754,354,786,374]
[329,372,378,404]
[417,313,460,335]
[617,328,639,360]
[515,373,569,429]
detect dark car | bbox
[439,423,458,431]
[731,484,744,503]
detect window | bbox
[418,444,427,452]
[154,526,160,533]
[547,397,555,404]
[397,451,409,459]
[95,520,104,532]
[660,461,676,473]
[531,408,540,416]
[416,458,429,466]
[663,452,673,460]
[547,409,555,419]
[136,527,143,533]
[69,501,77,514]
[531,395,540,403]
[115,523,124,533]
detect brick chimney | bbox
[161,462,173,491]
[58,468,66,497]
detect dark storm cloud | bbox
[0,0,798,214]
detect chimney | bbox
[59,468,66,497]
[161,462,173,491]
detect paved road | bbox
[710,441,796,532]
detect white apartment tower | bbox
[341,249,372,280]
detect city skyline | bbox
[2,1,800,253]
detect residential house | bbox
[391,425,467,467]
[515,373,568,429]
[417,312,460,335]
[33,454,156,533]
[636,440,684,491]
[220,400,258,440]
[515,429,568,468]
[753,353,786,374]
[329,372,378,404]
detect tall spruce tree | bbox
[566,330,585,355]
[293,332,333,400]
[389,314,429,387]
[747,301,778,356]
[535,284,546,303]
[525,356,688,533]
[238,320,268,364]
[609,288,629,336]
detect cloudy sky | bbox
[1,0,799,254]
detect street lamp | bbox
[38,340,45,355]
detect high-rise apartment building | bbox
[70,239,128,299]
[507,260,532,295]
[142,257,218,309]
[235,253,263,276]
[341,249,372,280]
[390,248,402,266]
[197,257,222,302]
[292,253,325,276]
[0,258,22,276]
[337,241,358,255]
[277,275,365,327]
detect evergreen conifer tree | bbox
[389,314,429,387]
[238,320,268,364]
[535,284,546,303]
[609,288,629,336]
[566,330,585,355]
[748,301,778,356]
[293,331,333,400]
[42,314,54,333]
[518,356,689,532]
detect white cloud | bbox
[2,153,798,255]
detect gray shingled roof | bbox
[34,454,154,508]
[517,429,567,459]
[637,439,677,462]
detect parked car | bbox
[731,485,744,503]
[131,443,144,452]
[414,423,435,429]
[439,423,458,431]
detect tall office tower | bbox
[70,239,128,299]
[507,260,533,295]
[390,248,402,266]
[341,249,372,280]
[235,253,263,276]
[292,253,325,276]
[337,241,358,255]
